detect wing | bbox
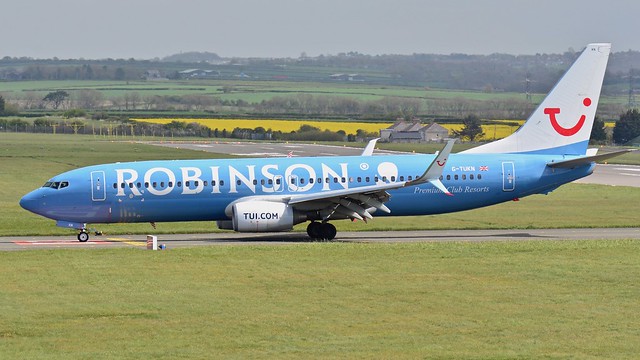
[285,139,455,221]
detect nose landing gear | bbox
[77,231,89,242]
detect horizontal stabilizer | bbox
[547,149,633,168]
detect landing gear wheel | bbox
[306,222,322,239]
[77,231,89,242]
[319,223,337,241]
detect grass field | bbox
[2,134,639,359]
[1,240,639,358]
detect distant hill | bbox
[162,51,222,63]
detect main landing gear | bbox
[306,221,337,241]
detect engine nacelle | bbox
[231,201,303,232]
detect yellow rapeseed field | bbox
[134,118,393,134]
[134,118,522,140]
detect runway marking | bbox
[13,240,112,246]
[615,167,640,172]
[107,237,146,247]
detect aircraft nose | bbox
[20,190,43,214]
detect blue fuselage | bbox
[20,153,594,225]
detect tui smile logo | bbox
[544,97,591,136]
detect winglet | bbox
[361,138,379,156]
[406,139,455,195]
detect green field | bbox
[1,240,639,359]
[2,134,640,359]
[1,133,639,236]
[0,79,625,107]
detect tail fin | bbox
[463,43,611,155]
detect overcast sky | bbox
[2,0,639,59]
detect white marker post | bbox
[146,235,158,250]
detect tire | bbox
[320,223,337,241]
[77,232,89,242]
[306,222,322,239]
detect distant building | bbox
[143,69,163,80]
[179,69,220,79]
[329,73,364,82]
[380,120,449,143]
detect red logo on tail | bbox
[544,98,591,136]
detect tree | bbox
[0,95,5,114]
[452,114,485,141]
[43,90,69,109]
[114,67,126,80]
[613,109,640,144]
[590,116,607,143]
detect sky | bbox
[3,0,640,59]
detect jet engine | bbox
[228,201,306,232]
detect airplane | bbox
[20,43,629,242]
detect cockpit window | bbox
[42,181,69,190]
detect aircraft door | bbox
[91,171,106,201]
[502,162,515,192]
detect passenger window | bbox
[204,181,208,186]
[195,181,199,187]
[113,183,117,189]
[357,177,362,182]
[237,180,241,186]
[275,178,281,185]
[145,182,150,188]
[168,182,173,187]
[268,179,272,185]
[186,181,190,187]
[121,183,125,189]
[333,178,338,183]
[408,176,413,181]
[454,175,458,180]
[366,177,370,182]
[252,179,257,185]
[399,176,404,181]
[341,177,345,183]
[382,176,387,182]
[160,182,165,187]
[470,174,474,180]
[137,182,142,188]
[300,178,305,184]
[129,183,134,188]
[153,182,157,188]
[462,174,466,180]
[477,174,482,180]
[374,176,379,182]
[309,178,314,184]
[446,175,451,180]
[220,180,224,186]
[391,176,396,182]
